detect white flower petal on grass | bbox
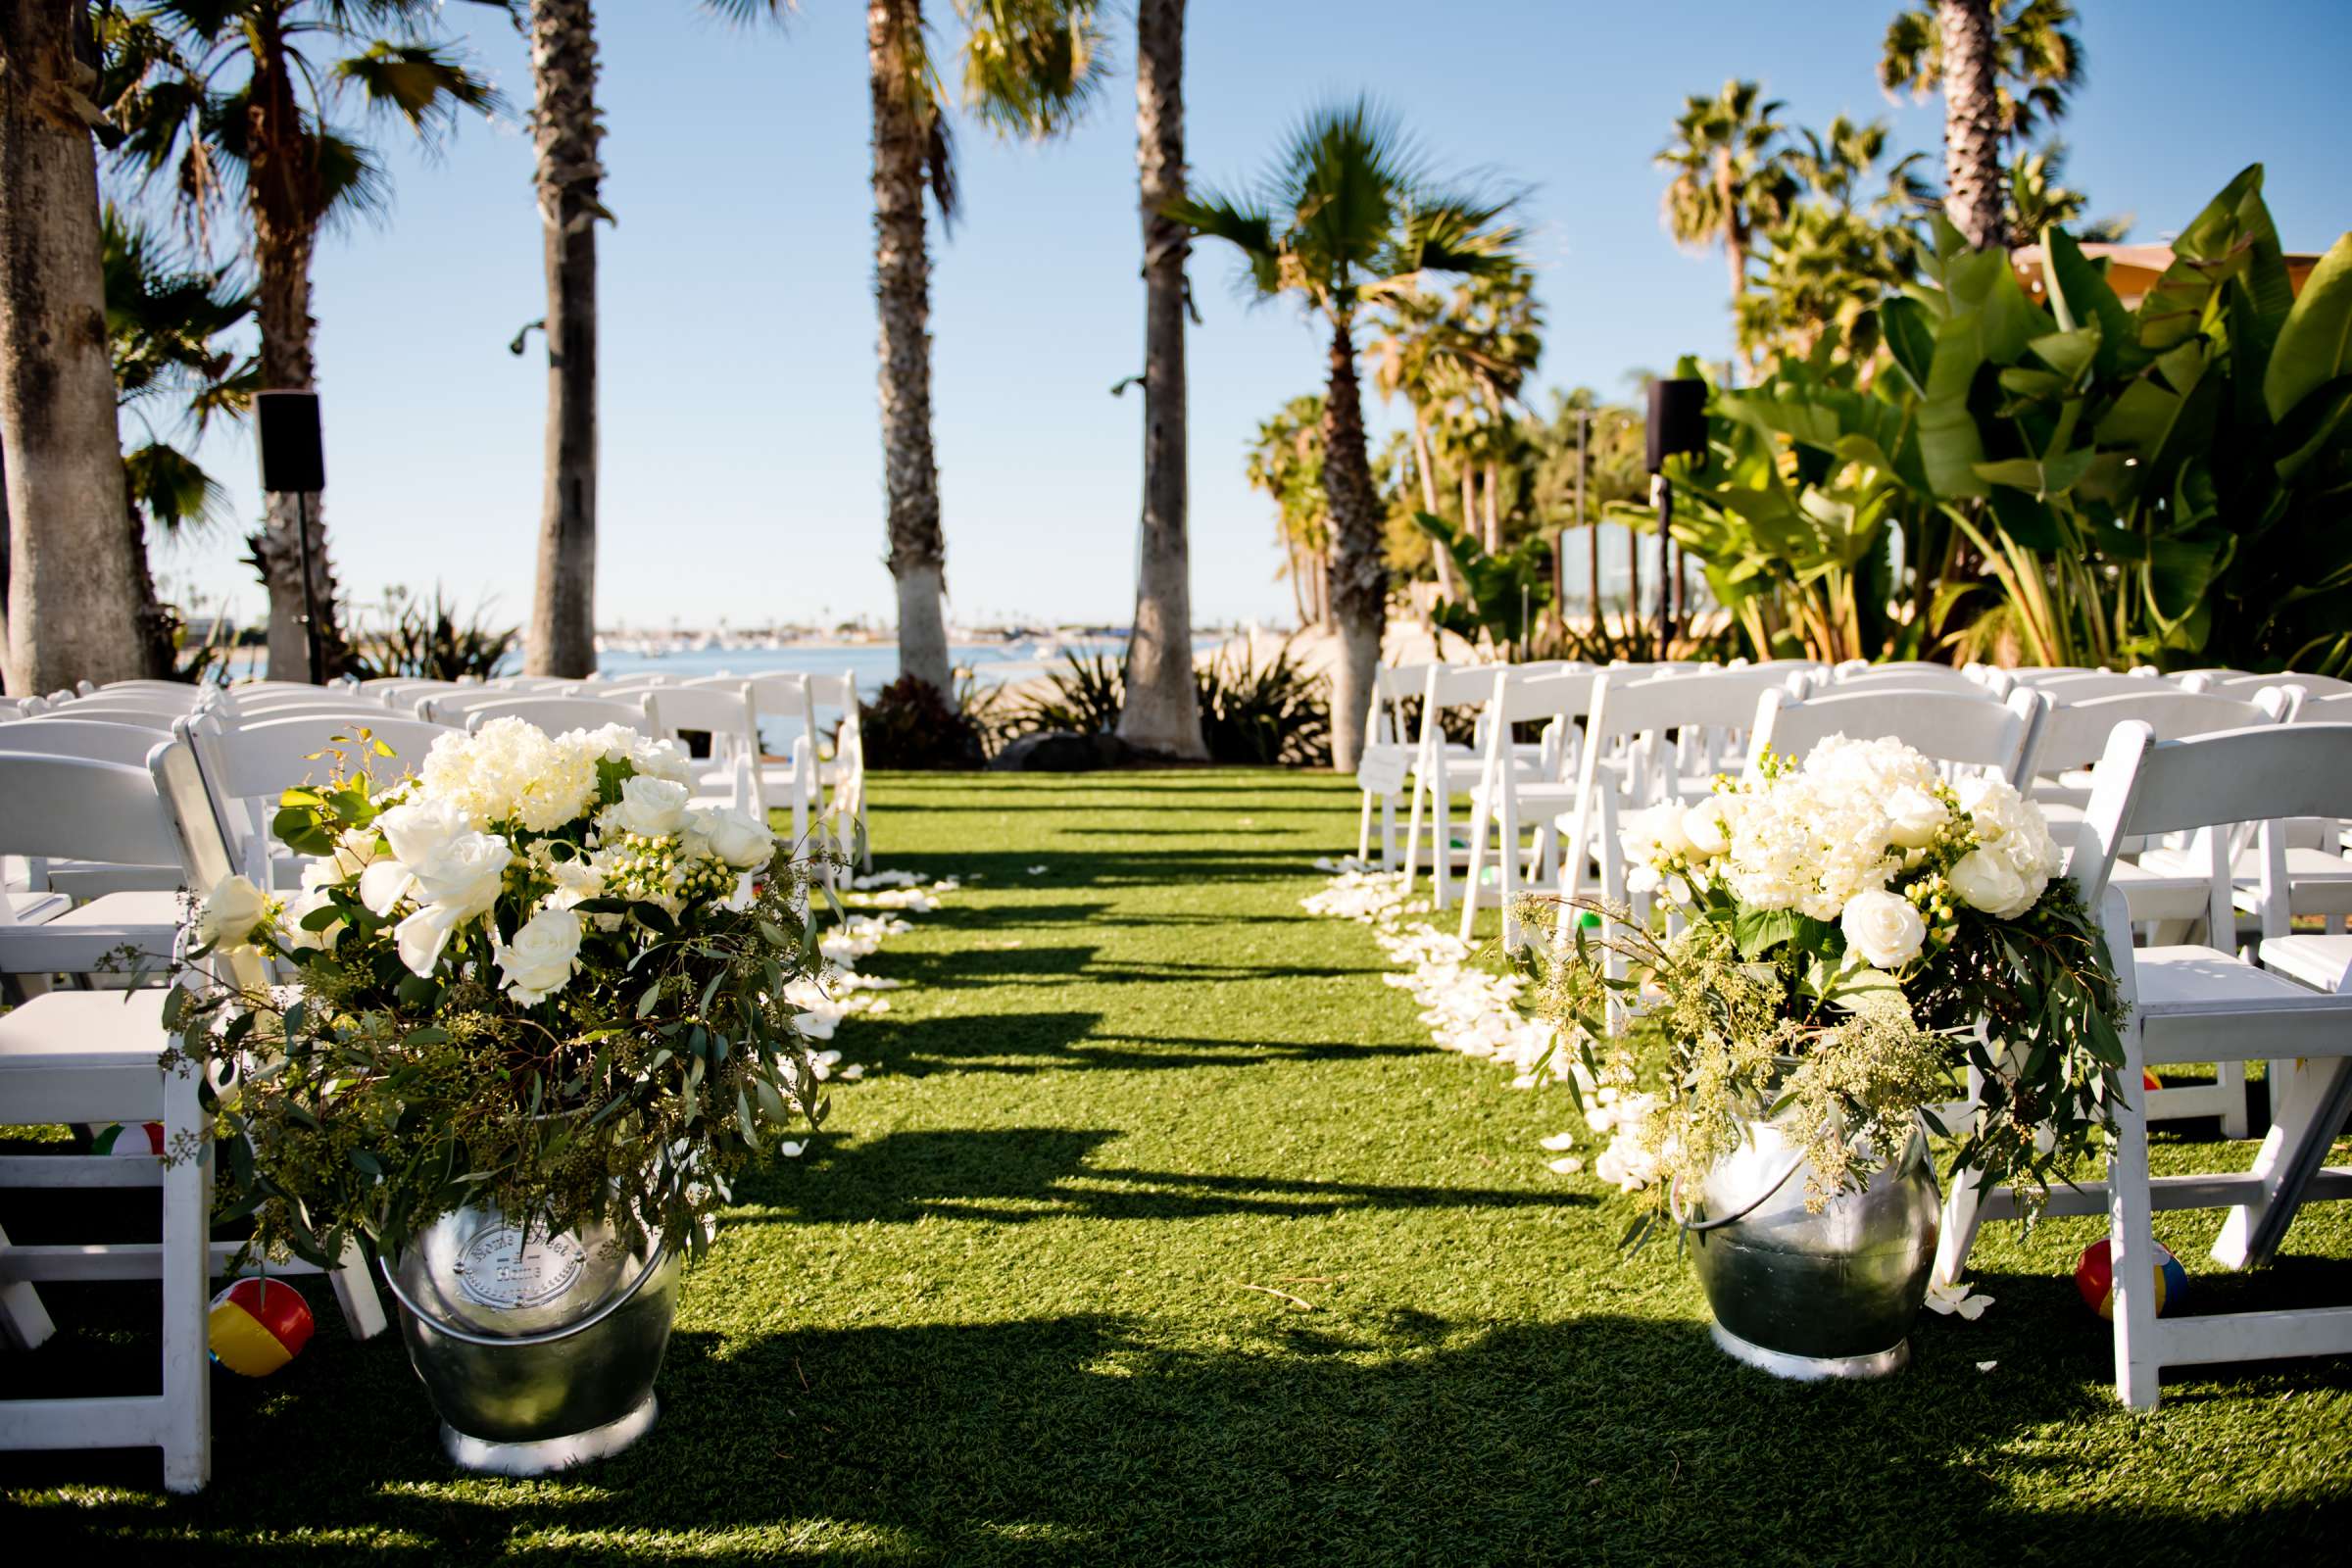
[778,1141,808,1158]
[1924,1278,1994,1320]
[1546,1156,1585,1175]
[1539,1131,1578,1152]
[1976,1360,1998,1373]
[1026,864,1049,875]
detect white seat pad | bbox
[2132,944,2343,1015]
[0,988,172,1073]
[2259,934,2352,994]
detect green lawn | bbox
[6,768,2350,1562]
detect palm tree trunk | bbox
[1625,520,1642,650]
[1938,0,2007,251]
[1321,312,1381,772]
[1408,409,1453,601]
[525,0,603,678]
[1286,537,1309,627]
[1482,458,1500,554]
[869,0,951,697]
[0,2,149,694]
[1113,0,1203,759]
[245,16,344,680]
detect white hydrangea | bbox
[416,717,598,831]
[572,723,692,786]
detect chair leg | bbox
[327,1238,389,1341]
[2107,1051,2163,1410]
[1458,797,1494,946]
[2217,1059,2251,1140]
[2212,1055,2352,1271]
[1497,791,1524,950]
[160,1061,212,1494]
[1934,1162,1985,1288]
[1380,795,1397,870]
[1403,776,1428,894]
[1431,787,1453,911]
[1356,791,1374,863]
[0,1219,57,1350]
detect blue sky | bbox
[133,0,2352,634]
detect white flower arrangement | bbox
[1531,734,2124,1229]
[171,719,827,1270]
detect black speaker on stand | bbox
[1646,378,1707,656]
[255,390,327,682]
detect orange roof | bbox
[2010,241,2323,310]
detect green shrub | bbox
[348,586,517,680]
[1193,640,1330,766]
[861,675,986,768]
[1015,652,1124,735]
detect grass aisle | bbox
[8,769,2350,1562]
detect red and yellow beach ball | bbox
[208,1278,314,1377]
[2075,1238,2189,1321]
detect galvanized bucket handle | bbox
[1668,1152,1806,1234]
[379,1232,671,1349]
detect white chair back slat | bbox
[459,694,657,736]
[0,718,173,767]
[0,753,184,869]
[1748,686,2046,784]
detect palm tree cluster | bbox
[1172,97,1523,765]
[1662,2,2094,377]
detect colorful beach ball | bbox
[2075,1238,2189,1321]
[90,1121,164,1157]
[208,1278,315,1377]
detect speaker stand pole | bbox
[1655,481,1674,660]
[292,489,323,683]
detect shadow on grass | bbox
[847,1012,1425,1081]
[728,1128,1581,1229]
[11,1305,2346,1563]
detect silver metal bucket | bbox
[1682,1120,1940,1380]
[382,1206,680,1474]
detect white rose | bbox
[611,775,691,839]
[405,829,513,921]
[1626,802,1692,867]
[494,906,584,1004]
[1839,888,1927,969]
[1682,796,1732,859]
[196,875,270,953]
[1885,784,1947,851]
[377,798,470,869]
[394,901,472,977]
[358,858,415,917]
[692,807,776,870]
[1950,848,2032,918]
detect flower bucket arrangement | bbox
[1526,736,2125,1379]
[170,718,839,1471]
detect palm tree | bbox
[867,0,1106,698]
[1,0,153,695]
[1879,0,2084,251]
[1657,80,1799,371]
[1112,0,1203,759]
[1741,116,1925,366]
[2006,140,2125,244]
[1173,98,1520,770]
[106,204,257,674]
[110,1,502,679]
[520,0,603,678]
[1244,394,1329,629]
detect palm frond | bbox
[956,0,1107,141]
[334,40,503,134]
[1163,189,1283,301]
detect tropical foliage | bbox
[1644,168,2352,675]
[347,586,520,681]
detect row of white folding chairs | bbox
[1936,718,2352,1409]
[0,739,391,1491]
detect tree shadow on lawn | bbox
[847,1012,1426,1081]
[16,1306,2345,1563]
[864,946,1372,991]
[729,1128,1582,1229]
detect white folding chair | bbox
[1937,721,2352,1409]
[2191,669,2352,701]
[802,673,869,863]
[1355,662,1445,869]
[1457,670,1596,948]
[179,710,453,891]
[458,694,657,736]
[1401,665,1505,910]
[0,730,186,973]
[1554,668,1790,935]
[0,744,386,1491]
